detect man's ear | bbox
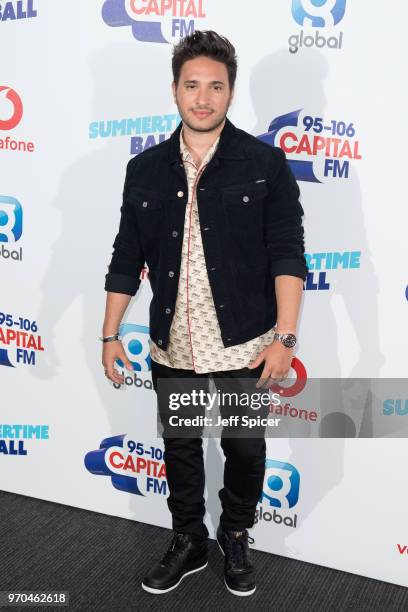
[229,87,235,107]
[171,80,177,102]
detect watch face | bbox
[282,333,296,348]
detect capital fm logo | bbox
[289,0,346,53]
[0,85,35,153]
[258,109,362,183]
[255,459,300,528]
[85,434,167,496]
[0,311,44,367]
[102,0,206,44]
[0,195,23,261]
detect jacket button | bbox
[165,307,171,314]
[210,266,216,271]
[177,191,184,197]
[168,270,174,278]
[172,230,178,237]
[142,201,148,207]
[218,304,225,309]
[242,195,250,203]
[157,339,163,345]
[226,337,232,342]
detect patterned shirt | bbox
[149,126,276,373]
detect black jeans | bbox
[150,358,268,539]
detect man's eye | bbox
[186,85,196,89]
[213,86,222,91]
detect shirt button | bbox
[218,304,225,309]
[142,201,148,207]
[203,226,210,231]
[168,270,174,278]
[210,266,216,271]
[242,195,250,203]
[226,337,232,342]
[172,230,178,238]
[165,308,171,314]
[177,191,184,197]
[157,339,163,345]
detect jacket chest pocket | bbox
[129,187,164,212]
[222,180,268,230]
[128,186,165,245]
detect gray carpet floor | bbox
[1,490,407,612]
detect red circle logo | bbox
[0,86,23,131]
[270,356,307,397]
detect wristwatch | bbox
[272,328,297,348]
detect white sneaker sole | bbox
[141,561,208,594]
[216,533,256,597]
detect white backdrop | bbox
[1,0,408,588]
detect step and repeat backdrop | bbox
[1,0,407,588]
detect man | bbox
[101,30,307,596]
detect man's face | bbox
[172,56,234,133]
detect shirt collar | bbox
[179,126,220,168]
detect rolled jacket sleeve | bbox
[104,159,146,296]
[265,147,308,281]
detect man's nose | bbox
[195,86,210,107]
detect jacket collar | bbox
[168,116,248,164]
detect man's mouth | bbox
[192,109,213,118]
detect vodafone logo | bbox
[0,86,23,131]
[270,357,307,398]
[0,86,34,153]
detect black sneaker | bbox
[141,531,208,594]
[216,524,256,596]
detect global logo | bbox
[0,195,23,242]
[102,0,206,44]
[261,459,300,509]
[0,86,23,130]
[117,323,151,371]
[289,0,346,53]
[292,0,346,27]
[84,434,167,496]
[258,109,361,182]
[255,459,300,528]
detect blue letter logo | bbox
[292,0,346,27]
[260,459,300,509]
[117,323,151,371]
[0,195,23,242]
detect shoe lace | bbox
[225,530,255,569]
[160,532,190,567]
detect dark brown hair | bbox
[172,30,237,90]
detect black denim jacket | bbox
[104,117,308,350]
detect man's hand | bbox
[102,340,133,385]
[248,341,294,389]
